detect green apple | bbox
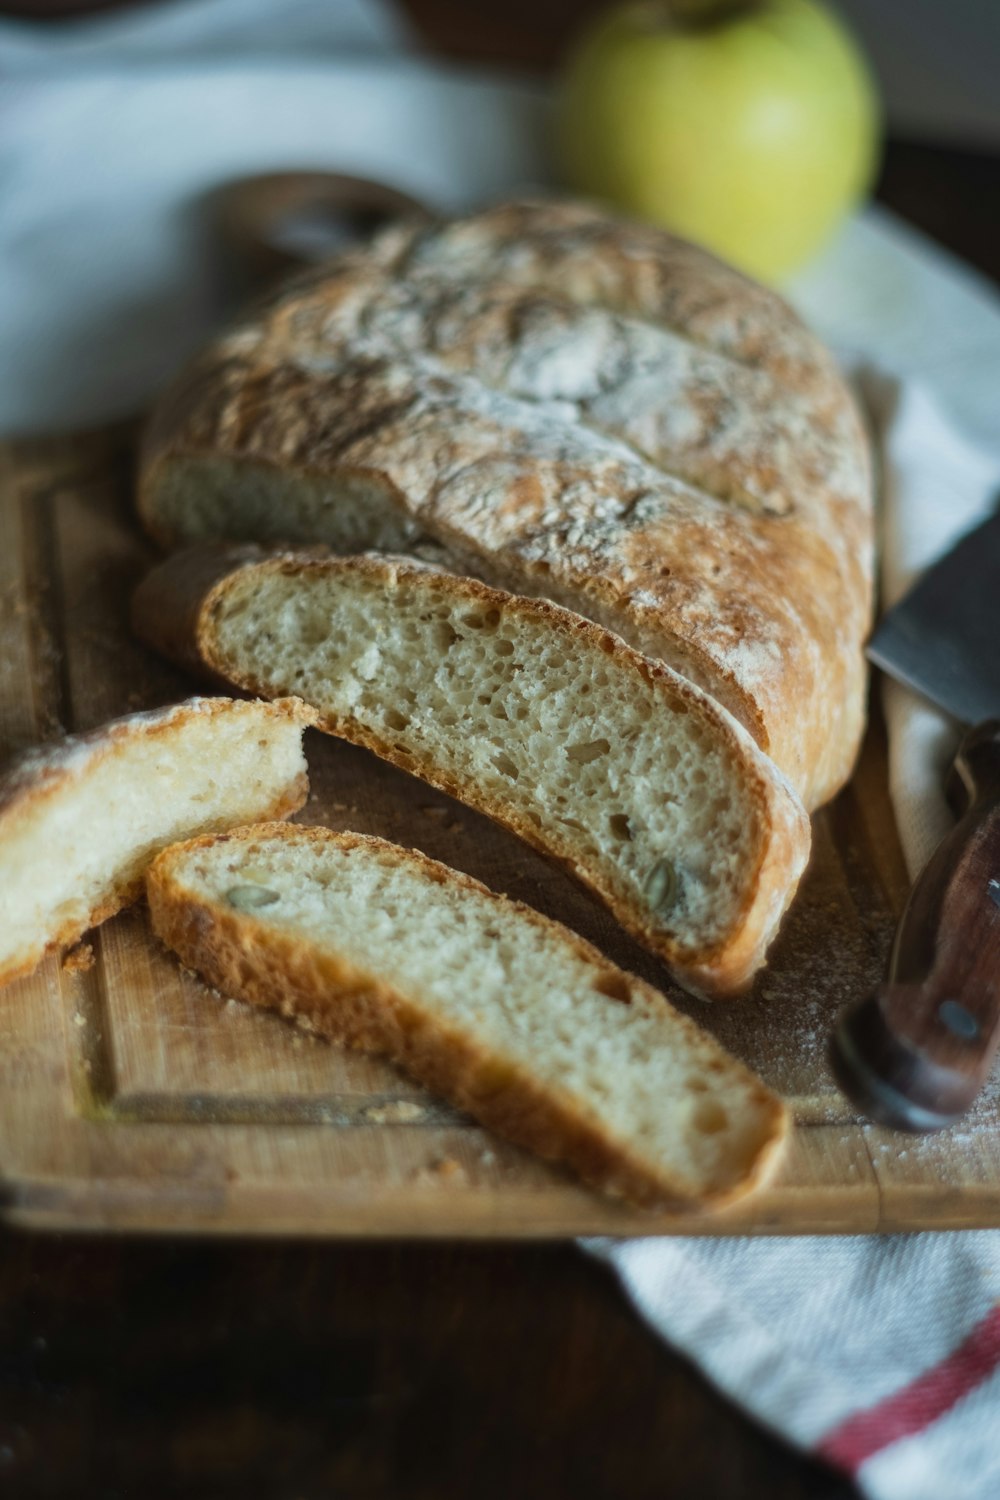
[555,0,881,282]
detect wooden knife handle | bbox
[832,720,1000,1129]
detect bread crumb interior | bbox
[210,565,764,953]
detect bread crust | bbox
[146,823,789,1212]
[137,198,873,811]
[0,696,316,987]
[132,548,810,1000]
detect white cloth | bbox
[0,0,410,68]
[0,0,547,435]
[585,1234,1000,1500]
[5,4,1000,1496]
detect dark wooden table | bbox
[2,3,999,1496]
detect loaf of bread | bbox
[0,696,315,987]
[133,547,809,999]
[137,197,874,811]
[146,823,788,1210]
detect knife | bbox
[832,507,1000,1130]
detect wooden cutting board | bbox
[2,428,999,1238]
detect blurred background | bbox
[3,0,999,435]
[6,0,1000,149]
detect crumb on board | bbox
[413,1156,467,1186]
[363,1100,427,1126]
[62,941,95,974]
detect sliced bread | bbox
[146,823,789,1211]
[136,197,874,812]
[0,696,315,987]
[132,548,811,999]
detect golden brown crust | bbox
[0,696,315,988]
[133,547,810,999]
[137,197,874,811]
[146,823,789,1211]
[129,543,274,682]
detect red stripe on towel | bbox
[817,1305,1000,1474]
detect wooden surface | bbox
[3,416,1000,1238]
[0,1234,858,1500]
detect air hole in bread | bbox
[461,608,501,632]
[565,738,610,764]
[594,972,632,1005]
[692,1100,729,1134]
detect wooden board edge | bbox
[0,1122,897,1239]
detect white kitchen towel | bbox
[0,0,409,68]
[5,5,1000,1499]
[585,1233,1000,1500]
[0,0,548,435]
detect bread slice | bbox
[132,548,810,999]
[0,696,315,987]
[146,823,789,1211]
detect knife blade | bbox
[832,507,1000,1131]
[867,508,1000,726]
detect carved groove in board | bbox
[60,927,119,1118]
[21,476,73,746]
[61,936,465,1128]
[99,1092,468,1128]
[0,453,66,756]
[59,920,463,1129]
[62,960,464,1128]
